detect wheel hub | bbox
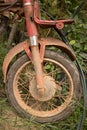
[29,76,57,101]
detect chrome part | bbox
[24,2,32,6]
[30,36,38,46]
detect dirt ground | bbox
[0,102,40,130]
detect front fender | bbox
[3,38,76,83]
[39,38,76,62]
[2,40,28,83]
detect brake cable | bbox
[41,0,87,130]
[54,29,87,130]
[55,1,87,129]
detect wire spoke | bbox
[15,57,73,116]
[31,101,43,110]
[47,101,58,110]
[17,77,29,92]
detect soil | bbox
[0,102,38,130]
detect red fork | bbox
[23,0,45,96]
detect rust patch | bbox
[3,38,76,83]
[2,40,28,82]
[39,38,76,62]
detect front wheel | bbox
[6,50,81,123]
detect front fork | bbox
[23,0,45,95]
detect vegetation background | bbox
[0,0,87,130]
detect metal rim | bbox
[13,58,74,118]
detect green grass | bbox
[0,99,87,130]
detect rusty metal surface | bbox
[3,38,76,83]
[34,0,74,29]
[23,42,32,61]
[12,55,74,118]
[30,75,56,101]
[2,40,28,82]
[24,37,76,63]
[0,0,22,16]
[39,37,76,62]
[23,0,38,36]
[4,0,16,3]
[31,46,45,95]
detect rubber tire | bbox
[5,50,81,123]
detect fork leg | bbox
[30,36,45,96]
[23,0,45,95]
